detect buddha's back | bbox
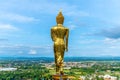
[52,26,67,45]
[51,25,68,52]
[52,26,67,39]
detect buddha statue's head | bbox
[56,11,64,24]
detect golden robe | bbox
[51,24,69,74]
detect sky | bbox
[1,0,120,57]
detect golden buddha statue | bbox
[51,11,69,74]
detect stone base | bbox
[52,74,75,80]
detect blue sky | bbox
[0,0,120,57]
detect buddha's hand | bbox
[66,48,68,52]
[65,45,68,52]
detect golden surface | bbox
[52,75,75,80]
[56,11,64,24]
[51,11,69,74]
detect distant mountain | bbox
[0,57,120,62]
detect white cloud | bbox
[65,11,89,17]
[79,39,102,44]
[67,24,77,30]
[78,38,120,57]
[66,21,80,30]
[8,14,37,22]
[0,1,89,17]
[103,38,120,44]
[0,44,53,56]
[0,23,18,30]
[0,23,20,37]
[0,12,38,23]
[29,49,37,55]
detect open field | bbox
[0,57,120,79]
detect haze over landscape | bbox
[0,0,120,57]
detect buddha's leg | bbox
[55,52,63,73]
[54,54,57,73]
[54,49,59,73]
[54,44,61,74]
[59,44,65,73]
[54,44,65,74]
[59,51,64,72]
[56,52,61,73]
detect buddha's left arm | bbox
[65,29,69,52]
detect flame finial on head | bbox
[59,9,62,13]
[56,9,64,24]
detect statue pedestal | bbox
[52,74,75,80]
